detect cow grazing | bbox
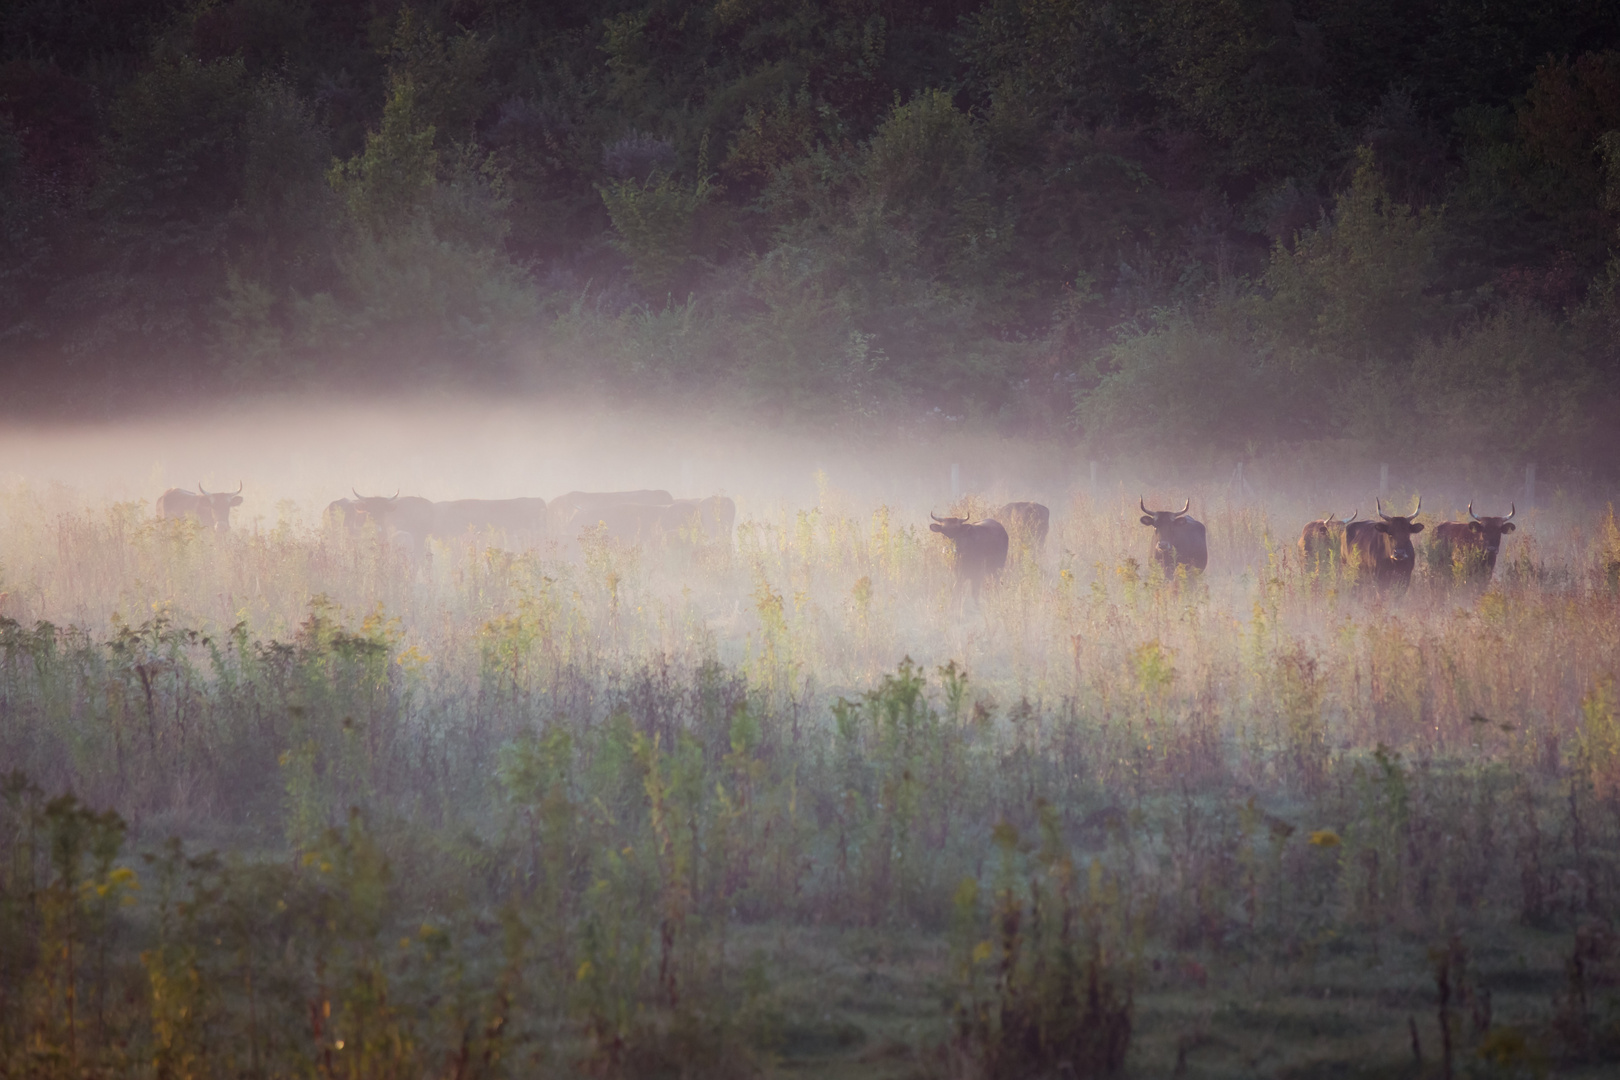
[1299,509,1357,566]
[1138,498,1207,576]
[997,502,1050,552]
[157,482,244,533]
[1342,497,1425,588]
[929,512,1009,604]
[1432,502,1516,584]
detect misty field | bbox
[2,477,1620,1079]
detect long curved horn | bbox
[198,482,208,496]
[1342,508,1359,524]
[931,512,943,522]
[233,480,243,495]
[1377,497,1388,520]
[353,487,366,500]
[1469,500,1478,521]
[1505,502,1515,521]
[1140,496,1151,515]
[1410,495,1420,518]
[1176,498,1190,516]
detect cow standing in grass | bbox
[930,512,1009,606]
[1431,502,1516,584]
[1299,510,1356,568]
[1138,498,1207,576]
[157,482,244,533]
[997,501,1050,554]
[1342,497,1424,588]
[347,490,439,555]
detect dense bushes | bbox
[2,1,1619,467]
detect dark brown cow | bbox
[929,513,1009,604]
[997,502,1050,552]
[1342,497,1424,588]
[1138,498,1207,576]
[1432,502,1516,584]
[1298,509,1357,566]
[157,482,244,533]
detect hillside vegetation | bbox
[3,1,1620,470]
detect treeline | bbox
[3,0,1620,467]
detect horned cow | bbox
[1431,502,1516,584]
[1342,497,1424,588]
[1299,510,1357,566]
[929,512,1009,605]
[157,482,244,533]
[1138,498,1207,576]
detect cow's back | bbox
[997,502,1050,548]
[156,488,197,521]
[962,521,1010,578]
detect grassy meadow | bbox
[2,466,1620,1079]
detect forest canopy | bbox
[3,0,1619,469]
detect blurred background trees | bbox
[1,0,1618,471]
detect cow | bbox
[156,482,244,533]
[929,512,1009,606]
[435,498,550,547]
[548,490,674,532]
[324,497,358,530]
[1298,509,1357,567]
[1138,498,1207,576]
[345,491,551,554]
[699,495,736,544]
[997,502,1050,552]
[1341,497,1424,588]
[1431,502,1516,584]
[346,490,440,554]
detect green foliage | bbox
[6,2,1620,459]
[1262,148,1445,369]
[600,151,715,294]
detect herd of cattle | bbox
[154,484,1520,595]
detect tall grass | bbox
[1,481,1618,1075]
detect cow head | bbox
[1374,496,1424,563]
[929,513,972,540]
[346,488,401,532]
[196,481,244,532]
[1319,509,1358,528]
[1139,497,1192,562]
[1466,501,1517,555]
